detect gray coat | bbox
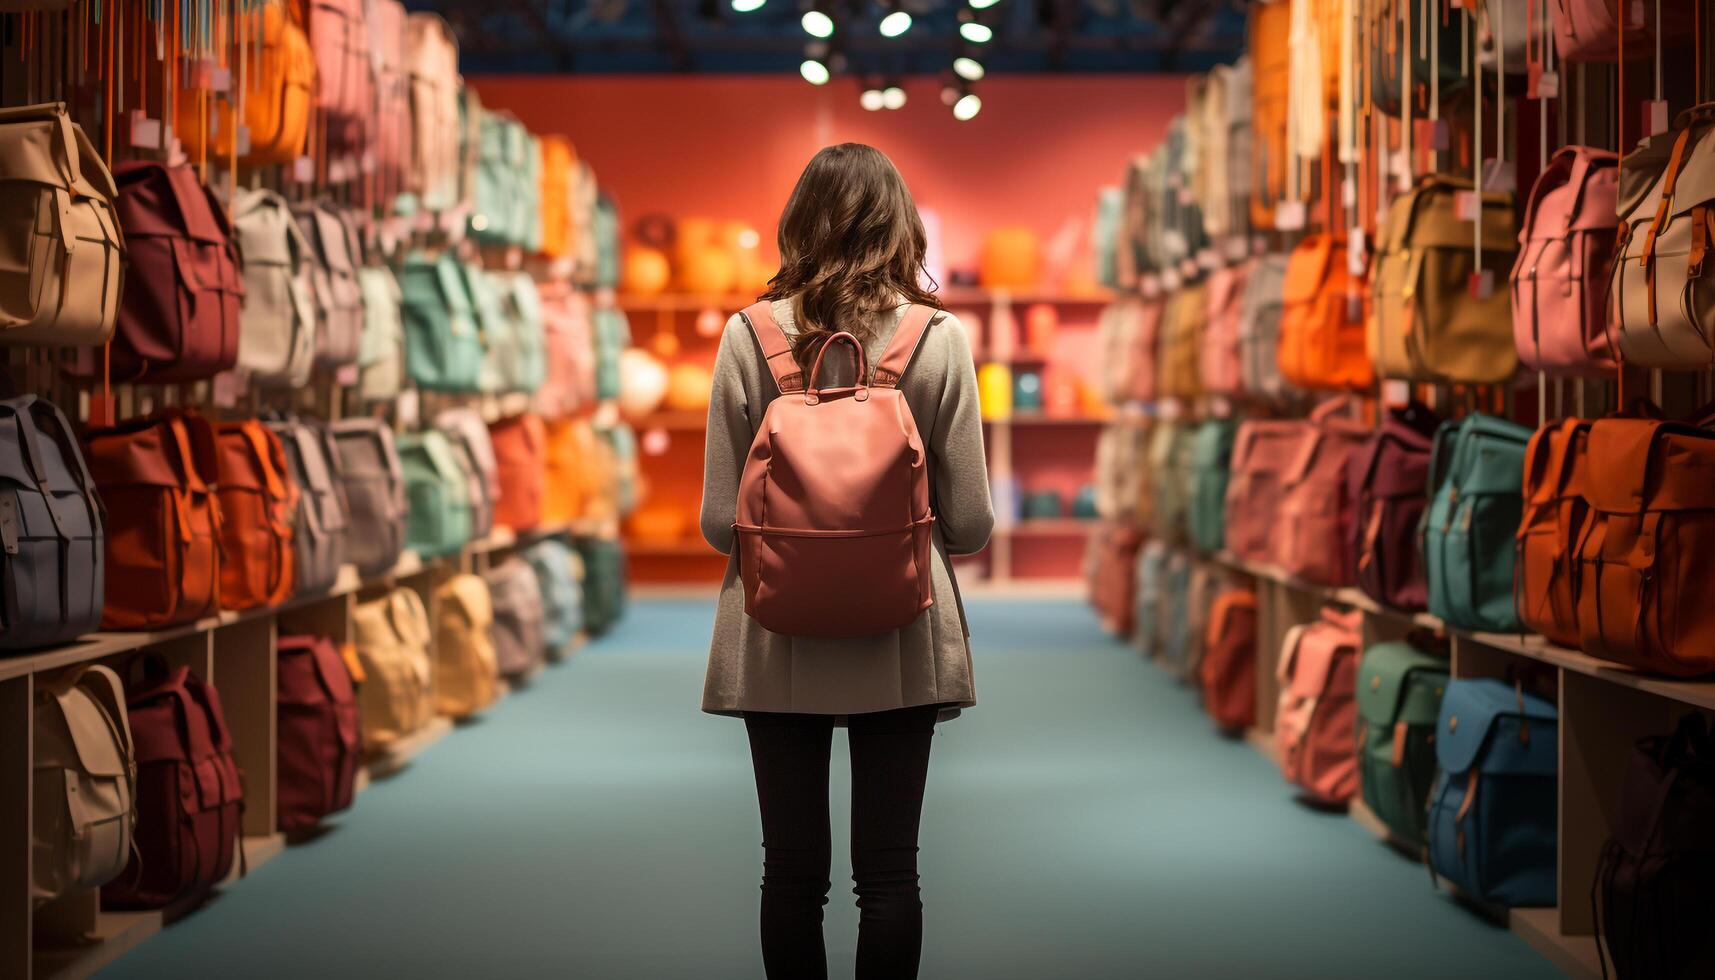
[699,299,994,719]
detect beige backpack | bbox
[406,13,463,212]
[434,574,499,719]
[233,189,318,387]
[353,588,435,751]
[32,665,134,907]
[0,103,125,347]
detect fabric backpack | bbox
[85,411,222,630]
[31,664,133,907]
[1273,606,1362,805]
[1347,402,1441,611]
[541,417,591,528]
[406,12,462,212]
[1157,284,1207,401]
[577,536,628,637]
[1131,541,1169,659]
[1096,295,1138,402]
[1369,0,1469,115]
[1575,414,1715,676]
[1279,232,1371,391]
[539,136,577,260]
[494,270,547,395]
[1148,420,1192,546]
[435,408,500,542]
[267,417,349,597]
[1223,419,1305,561]
[1238,252,1290,396]
[1199,586,1258,731]
[1248,0,1291,230]
[1285,0,1340,162]
[180,1,313,165]
[357,265,405,401]
[1610,104,1715,369]
[0,102,124,347]
[233,189,318,387]
[1156,551,1196,678]
[1370,175,1519,384]
[1271,400,1368,586]
[1093,188,1125,290]
[1514,416,1590,647]
[213,420,298,611]
[399,251,483,393]
[398,430,473,559]
[732,302,938,638]
[524,538,584,657]
[352,588,435,750]
[1187,418,1237,553]
[1551,0,1697,62]
[1511,146,1621,376]
[110,162,242,383]
[536,282,596,418]
[1428,678,1558,907]
[1090,527,1142,638]
[592,305,630,401]
[276,634,360,832]
[367,0,412,196]
[485,557,547,677]
[490,413,547,533]
[293,201,366,369]
[467,101,516,246]
[104,661,242,910]
[1423,413,1531,631]
[433,574,499,718]
[1123,298,1165,403]
[329,419,407,577]
[1594,712,1715,979]
[459,264,517,395]
[1093,422,1152,528]
[1356,640,1448,845]
[1199,262,1249,394]
[300,0,371,144]
[0,396,103,651]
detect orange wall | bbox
[467,74,1187,274]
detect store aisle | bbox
[103,598,1559,980]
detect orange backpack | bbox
[178,1,315,165]
[489,413,547,533]
[539,137,577,260]
[1277,233,1371,390]
[1249,0,1291,230]
[540,416,590,527]
[213,420,299,610]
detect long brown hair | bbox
[761,143,940,369]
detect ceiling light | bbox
[959,21,993,43]
[860,86,886,110]
[801,9,834,36]
[882,85,907,109]
[800,58,831,85]
[968,0,1001,8]
[953,92,982,121]
[731,0,766,10]
[953,56,985,81]
[879,9,912,36]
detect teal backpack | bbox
[577,536,627,636]
[1356,640,1449,845]
[1423,413,1530,631]
[593,194,621,289]
[466,95,513,245]
[398,430,473,558]
[518,131,544,253]
[1093,187,1123,290]
[1188,418,1237,553]
[1157,550,1195,678]
[495,270,546,394]
[453,262,515,395]
[1148,420,1192,546]
[1132,541,1167,659]
[399,251,483,393]
[593,306,630,401]
[524,537,584,657]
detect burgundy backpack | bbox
[733,302,938,637]
[1347,402,1442,610]
[276,635,361,832]
[103,660,242,909]
[108,162,242,383]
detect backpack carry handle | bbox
[803,332,869,405]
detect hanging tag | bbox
[1348,229,1369,277]
[1225,236,1250,263]
[1274,199,1308,232]
[1535,70,1560,100]
[397,389,420,429]
[361,150,377,175]
[164,132,185,167]
[1482,158,1516,194]
[1252,234,1269,257]
[1644,100,1670,137]
[1341,177,1357,209]
[211,369,243,408]
[211,66,232,94]
[234,125,251,158]
[129,110,161,149]
[1159,399,1182,421]
[1381,379,1413,405]
[335,364,360,387]
[193,59,216,91]
[1179,258,1200,279]
[1454,190,1479,221]
[1197,248,1220,271]
[1161,268,1183,292]
[1345,288,1363,324]
[1140,273,1162,299]
[292,156,315,183]
[1469,269,1495,299]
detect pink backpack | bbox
[1223,419,1306,562]
[734,302,937,637]
[366,0,411,199]
[535,281,596,418]
[1511,145,1620,376]
[1270,400,1368,585]
[1274,607,1362,805]
[1200,262,1249,395]
[302,0,371,147]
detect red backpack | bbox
[1200,586,1258,731]
[734,303,937,637]
[103,661,242,909]
[277,635,361,832]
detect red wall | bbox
[468,74,1186,274]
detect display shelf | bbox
[1007,519,1099,537]
[1510,908,1602,980]
[987,413,1112,426]
[634,410,708,431]
[627,538,716,557]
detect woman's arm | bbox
[700,316,753,555]
[928,315,995,556]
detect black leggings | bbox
[744,704,940,980]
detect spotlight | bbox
[861,85,886,110]
[953,92,982,121]
[879,9,912,36]
[953,56,985,81]
[882,84,907,109]
[800,57,831,85]
[801,9,834,36]
[968,0,1001,8]
[959,21,992,43]
[731,0,765,10]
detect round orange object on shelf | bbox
[1044,373,1080,417]
[679,246,737,295]
[626,503,688,544]
[622,247,672,295]
[1025,303,1059,354]
[617,348,670,420]
[979,227,1041,290]
[665,363,714,412]
[649,330,681,359]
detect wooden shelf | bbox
[627,538,718,557]
[987,413,1112,426]
[1006,519,1099,537]
[634,411,708,431]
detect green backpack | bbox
[1188,418,1236,553]
[577,536,627,636]
[1149,420,1192,545]
[1423,413,1530,631]
[399,430,473,558]
[466,95,513,245]
[517,130,544,253]
[495,270,546,394]
[1356,641,1449,845]
[593,193,621,289]
[399,251,483,393]
[456,262,516,395]
[593,306,630,401]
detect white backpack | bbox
[234,189,318,387]
[32,665,134,907]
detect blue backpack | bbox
[524,538,584,657]
[1427,678,1558,907]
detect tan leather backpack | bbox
[352,588,435,751]
[32,664,134,908]
[435,574,500,718]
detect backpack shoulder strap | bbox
[738,301,805,394]
[872,304,939,389]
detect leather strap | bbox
[873,305,939,388]
[739,301,805,395]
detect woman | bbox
[699,143,994,979]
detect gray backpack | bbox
[484,557,546,677]
[1238,252,1290,397]
[293,200,366,369]
[0,396,104,651]
[233,189,317,387]
[435,408,499,541]
[329,418,407,577]
[267,416,349,595]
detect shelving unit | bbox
[1,521,609,980]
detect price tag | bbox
[1274,199,1307,232]
[1341,177,1357,208]
[1252,234,1269,257]
[292,156,315,183]
[397,388,420,428]
[361,151,377,175]
[1454,190,1479,221]
[1161,268,1183,292]
[211,369,243,408]
[193,59,215,91]
[1179,258,1199,279]
[1158,399,1182,421]
[1482,158,1516,194]
[1645,100,1670,137]
[211,66,231,94]
[1348,229,1369,277]
[1469,269,1495,300]
[129,110,161,149]
[1535,70,1560,100]
[164,131,184,166]
[1225,236,1250,263]
[234,124,250,157]
[1381,379,1413,405]
[335,364,359,387]
[1197,248,1220,271]
[1139,273,1162,299]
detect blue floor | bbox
[101,598,1562,979]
